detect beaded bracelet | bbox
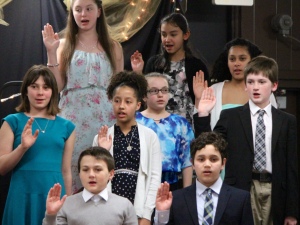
[47,63,59,67]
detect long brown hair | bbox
[60,0,116,85]
[16,65,60,115]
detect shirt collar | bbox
[196,177,223,196]
[249,99,272,117]
[82,188,108,202]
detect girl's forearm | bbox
[62,172,72,196]
[182,166,193,188]
[0,144,27,175]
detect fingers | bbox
[60,194,67,205]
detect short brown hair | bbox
[190,132,227,163]
[78,147,115,173]
[16,65,60,115]
[244,56,278,84]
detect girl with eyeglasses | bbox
[136,73,194,191]
[131,13,209,128]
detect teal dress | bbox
[220,104,242,180]
[2,113,75,225]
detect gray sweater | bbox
[42,191,138,225]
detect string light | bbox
[123,0,151,41]
[1,93,21,102]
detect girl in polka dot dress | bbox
[92,71,162,224]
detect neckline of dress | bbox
[22,112,56,121]
[74,49,105,54]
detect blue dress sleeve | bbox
[2,114,19,133]
[179,117,194,169]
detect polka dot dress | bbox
[112,124,140,204]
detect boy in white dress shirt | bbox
[154,132,253,225]
[42,147,138,225]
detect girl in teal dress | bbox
[0,65,75,225]
[42,0,124,191]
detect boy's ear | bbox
[271,82,278,92]
[183,31,190,40]
[221,158,227,171]
[191,158,195,169]
[108,169,114,181]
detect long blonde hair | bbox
[60,0,116,85]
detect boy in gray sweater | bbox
[43,147,138,225]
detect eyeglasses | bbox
[147,87,169,95]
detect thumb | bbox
[33,129,39,138]
[109,134,112,142]
[60,194,67,205]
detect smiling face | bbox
[79,156,114,194]
[145,77,169,112]
[72,0,101,32]
[228,45,251,81]
[192,144,226,187]
[27,76,52,113]
[113,86,141,126]
[245,72,278,109]
[160,22,190,58]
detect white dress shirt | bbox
[155,177,223,224]
[249,100,272,173]
[82,188,108,203]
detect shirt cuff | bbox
[43,213,57,224]
[193,106,198,114]
[154,210,170,224]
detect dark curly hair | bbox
[190,132,227,163]
[107,71,148,102]
[210,38,262,84]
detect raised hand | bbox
[20,118,39,151]
[46,183,67,215]
[156,182,173,211]
[42,23,60,53]
[131,51,144,73]
[193,70,207,99]
[98,125,112,150]
[197,87,216,117]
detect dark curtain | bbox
[0,0,175,222]
[0,1,66,223]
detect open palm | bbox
[46,183,67,215]
[21,118,39,150]
[98,125,112,150]
[42,23,60,52]
[197,87,216,116]
[156,182,173,211]
[131,51,144,72]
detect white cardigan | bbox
[210,81,278,129]
[92,123,162,221]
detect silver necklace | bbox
[125,126,137,151]
[34,118,49,133]
[78,39,98,50]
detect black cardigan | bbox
[144,54,209,104]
